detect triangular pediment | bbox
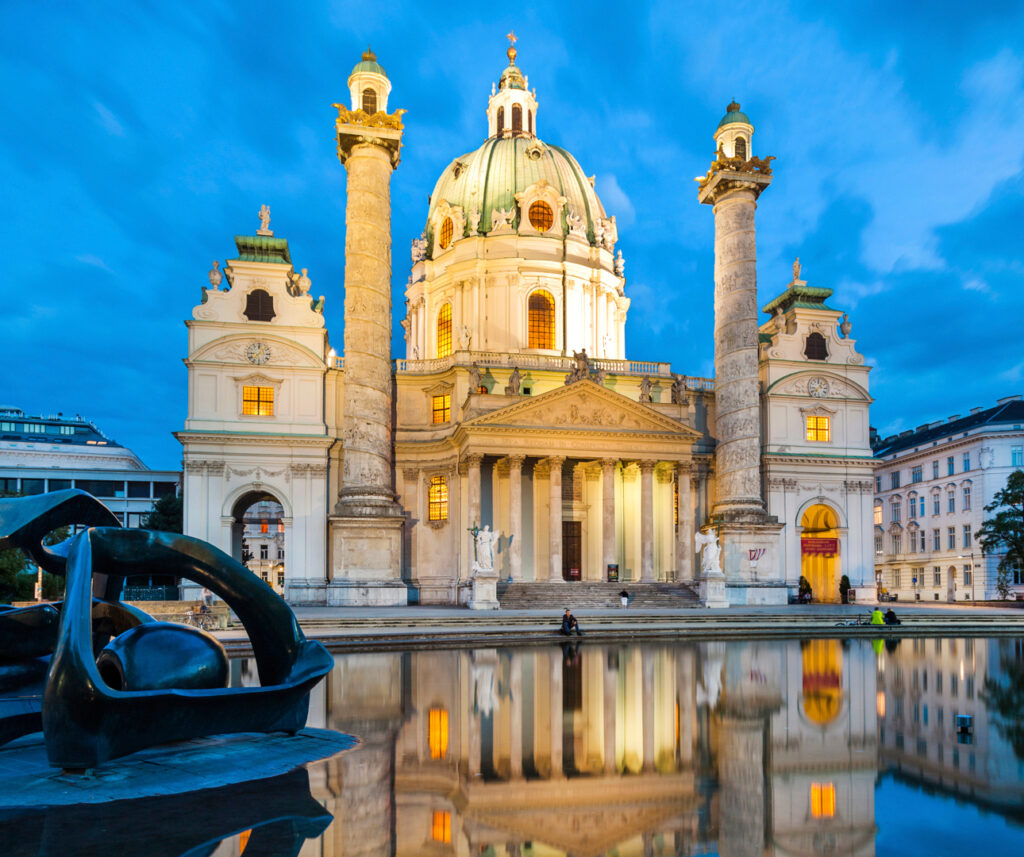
[463,379,700,438]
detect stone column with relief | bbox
[327,57,408,605]
[697,102,784,604]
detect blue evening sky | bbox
[3,1,1023,470]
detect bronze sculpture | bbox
[0,490,332,770]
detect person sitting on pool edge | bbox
[561,608,583,636]
[870,606,884,625]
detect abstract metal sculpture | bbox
[0,490,332,770]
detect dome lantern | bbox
[347,46,392,114]
[486,32,538,139]
[713,100,754,160]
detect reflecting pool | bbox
[91,638,1024,854]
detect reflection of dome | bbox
[426,137,608,248]
[717,100,751,129]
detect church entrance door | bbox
[800,504,840,603]
[562,521,582,581]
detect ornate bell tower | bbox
[697,102,785,605]
[328,49,408,605]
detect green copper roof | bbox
[233,235,292,265]
[717,100,751,129]
[425,135,608,250]
[351,48,386,78]
[761,284,835,315]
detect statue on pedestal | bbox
[695,527,722,576]
[505,366,522,395]
[467,524,502,610]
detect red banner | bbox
[802,538,838,556]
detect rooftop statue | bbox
[0,490,332,770]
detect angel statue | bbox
[694,527,722,576]
[472,524,502,572]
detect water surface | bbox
[187,638,1024,855]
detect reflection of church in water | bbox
[229,640,878,857]
[179,37,877,606]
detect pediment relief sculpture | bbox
[465,381,699,437]
[195,336,325,368]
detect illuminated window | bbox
[243,289,275,322]
[527,290,555,349]
[436,304,452,358]
[512,104,522,132]
[431,394,451,424]
[810,782,836,818]
[873,501,882,526]
[804,332,828,360]
[735,136,747,159]
[674,478,679,526]
[428,707,449,758]
[361,88,377,113]
[806,415,830,442]
[260,519,269,534]
[431,810,451,843]
[428,476,449,522]
[242,385,274,416]
[528,200,554,232]
[439,217,454,250]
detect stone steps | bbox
[497,582,700,609]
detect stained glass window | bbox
[428,476,449,522]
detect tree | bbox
[143,493,183,533]
[0,523,70,604]
[977,469,1024,597]
[983,644,1024,761]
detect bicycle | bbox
[834,613,875,628]
[184,607,217,632]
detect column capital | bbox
[334,106,405,168]
[401,467,419,483]
[600,457,618,472]
[546,455,566,465]
[507,454,526,468]
[676,460,693,475]
[638,459,657,474]
[463,452,485,467]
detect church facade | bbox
[178,42,876,607]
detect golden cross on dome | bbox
[506,30,518,65]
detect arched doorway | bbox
[801,504,840,603]
[947,565,957,602]
[231,490,287,595]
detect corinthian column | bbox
[676,462,693,582]
[327,90,407,606]
[640,460,655,581]
[508,456,524,581]
[548,456,565,582]
[601,459,617,580]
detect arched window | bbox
[804,332,828,360]
[512,104,522,132]
[436,304,452,358]
[428,476,449,522]
[497,106,504,134]
[439,217,454,250]
[734,136,747,160]
[361,88,377,114]
[528,110,534,135]
[244,289,275,322]
[528,290,555,349]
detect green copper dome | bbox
[716,100,751,129]
[351,47,386,78]
[425,136,608,252]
